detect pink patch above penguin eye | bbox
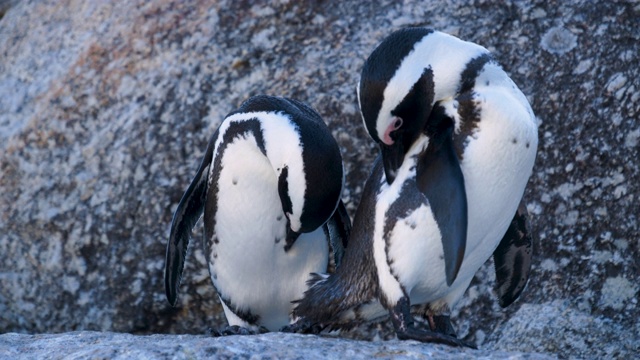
[382,117,403,145]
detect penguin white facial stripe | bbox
[260,112,306,232]
[376,32,489,141]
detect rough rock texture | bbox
[0,0,638,359]
[0,331,555,360]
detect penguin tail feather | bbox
[293,270,373,326]
[305,272,330,287]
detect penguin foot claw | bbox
[280,319,323,334]
[396,326,477,349]
[427,314,457,338]
[391,297,476,349]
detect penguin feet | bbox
[280,319,324,334]
[208,325,269,337]
[427,314,457,338]
[390,297,476,349]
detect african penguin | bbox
[165,95,351,334]
[291,28,537,348]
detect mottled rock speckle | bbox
[0,331,555,360]
[1,0,638,358]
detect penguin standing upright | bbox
[291,28,537,347]
[165,95,350,334]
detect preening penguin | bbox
[164,95,350,333]
[292,28,537,347]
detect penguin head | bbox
[275,121,344,246]
[236,96,344,244]
[358,27,440,184]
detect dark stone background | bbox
[1,0,638,358]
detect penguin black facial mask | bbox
[381,68,435,184]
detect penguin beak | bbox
[284,226,301,252]
[381,141,404,184]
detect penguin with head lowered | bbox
[291,28,537,347]
[165,95,351,334]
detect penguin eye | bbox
[382,117,404,145]
[391,117,403,130]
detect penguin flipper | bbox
[324,199,351,268]
[493,200,533,308]
[416,122,467,286]
[164,132,217,306]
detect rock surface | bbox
[1,0,639,359]
[0,331,555,360]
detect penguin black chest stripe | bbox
[382,178,425,241]
[454,53,494,159]
[458,53,494,95]
[381,175,427,295]
[205,118,266,246]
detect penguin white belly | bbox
[208,137,329,331]
[387,203,451,303]
[451,83,538,293]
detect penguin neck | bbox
[378,134,429,201]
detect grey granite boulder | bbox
[0,0,638,359]
[0,331,555,360]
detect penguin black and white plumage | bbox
[164,95,351,333]
[291,28,537,347]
